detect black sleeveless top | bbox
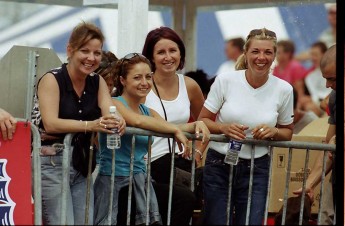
[31,63,101,144]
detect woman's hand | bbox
[293,186,315,203]
[91,115,126,135]
[219,123,248,140]
[194,121,210,144]
[252,125,278,140]
[328,135,336,160]
[174,129,190,154]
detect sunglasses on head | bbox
[95,60,117,76]
[119,53,148,76]
[247,29,277,39]
[120,53,147,62]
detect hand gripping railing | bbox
[124,127,336,226]
[31,126,336,225]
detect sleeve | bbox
[277,84,294,125]
[204,74,225,114]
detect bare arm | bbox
[38,73,118,134]
[293,125,335,198]
[185,76,205,120]
[113,98,179,134]
[113,101,190,152]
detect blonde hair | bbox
[235,28,277,70]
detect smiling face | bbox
[152,38,181,74]
[120,62,152,99]
[67,38,102,76]
[245,39,276,78]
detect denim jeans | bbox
[39,154,94,225]
[94,173,161,225]
[203,149,269,225]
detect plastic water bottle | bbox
[224,140,242,165]
[107,106,121,149]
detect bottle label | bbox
[224,140,242,165]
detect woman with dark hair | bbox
[94,53,209,225]
[142,26,207,225]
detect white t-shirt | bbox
[305,67,332,103]
[204,70,294,159]
[145,74,191,162]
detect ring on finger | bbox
[259,128,264,132]
[104,124,107,129]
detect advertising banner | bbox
[0,122,32,225]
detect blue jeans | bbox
[39,154,94,225]
[203,149,270,225]
[94,173,161,225]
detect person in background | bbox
[273,40,308,110]
[216,37,245,76]
[94,53,209,225]
[95,51,119,96]
[30,21,126,225]
[293,44,336,225]
[199,28,294,225]
[292,88,318,134]
[295,4,336,62]
[185,69,211,99]
[142,26,206,225]
[0,108,16,140]
[318,4,336,48]
[301,41,331,117]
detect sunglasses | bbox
[247,29,277,39]
[119,53,148,76]
[120,53,147,62]
[95,60,117,76]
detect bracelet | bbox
[195,149,203,159]
[84,121,88,134]
[271,127,279,140]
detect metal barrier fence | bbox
[31,125,336,225]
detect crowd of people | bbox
[0,4,339,225]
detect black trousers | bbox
[117,154,196,225]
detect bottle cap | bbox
[109,106,116,113]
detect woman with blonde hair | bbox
[199,28,294,225]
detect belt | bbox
[238,154,269,163]
[209,149,268,163]
[40,143,65,156]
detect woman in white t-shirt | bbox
[199,28,294,225]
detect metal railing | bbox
[30,125,336,225]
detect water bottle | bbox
[224,140,242,165]
[107,106,121,149]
